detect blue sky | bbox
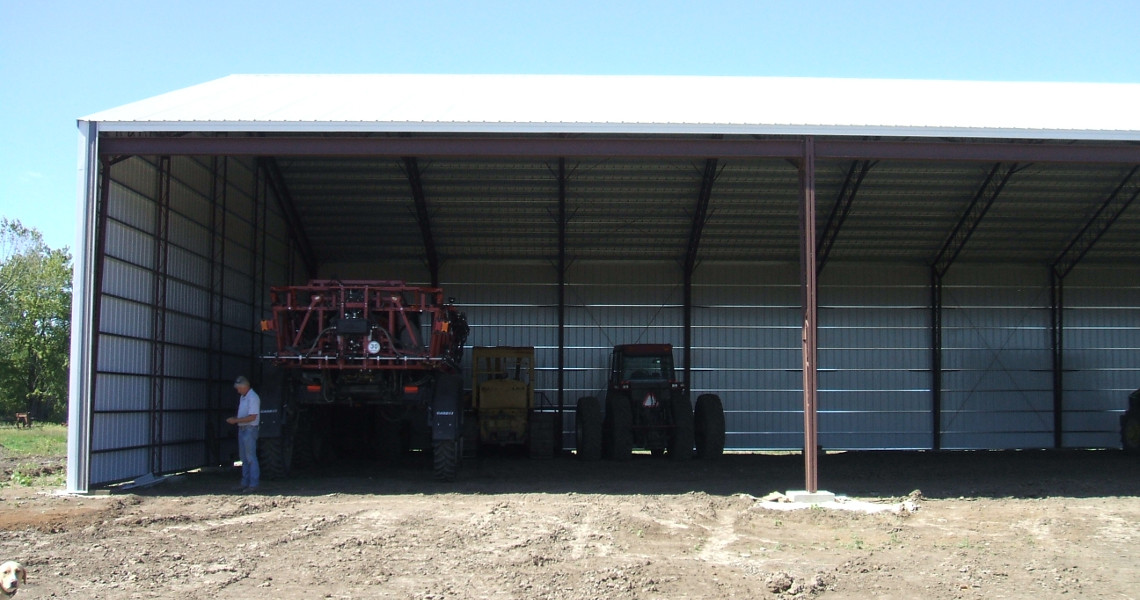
[2,0,1138,252]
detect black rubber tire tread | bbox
[433,439,459,481]
[527,412,556,459]
[258,436,293,480]
[1122,411,1140,454]
[575,396,603,461]
[607,396,634,461]
[668,396,694,461]
[694,394,726,459]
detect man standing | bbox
[227,375,260,493]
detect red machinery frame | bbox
[261,280,466,372]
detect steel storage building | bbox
[69,74,1140,492]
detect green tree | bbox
[0,219,72,422]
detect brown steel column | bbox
[799,137,820,493]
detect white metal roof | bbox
[81,74,1140,140]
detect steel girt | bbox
[402,157,441,286]
[99,135,1140,164]
[261,158,319,278]
[931,163,1019,277]
[817,159,875,273]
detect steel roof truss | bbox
[817,160,875,273]
[402,157,441,286]
[931,162,1020,276]
[262,158,319,278]
[683,159,719,275]
[1051,165,1140,280]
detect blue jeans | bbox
[238,426,260,488]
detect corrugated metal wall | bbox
[326,259,1132,453]
[90,156,293,485]
[940,266,1053,449]
[1060,265,1140,448]
[818,265,933,450]
[87,186,1134,484]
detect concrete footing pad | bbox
[785,490,837,504]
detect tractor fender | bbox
[430,373,465,441]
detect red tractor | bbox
[575,344,725,461]
[259,280,468,480]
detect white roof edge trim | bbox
[87,120,1140,142]
[80,75,1140,142]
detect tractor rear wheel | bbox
[694,394,726,459]
[575,396,602,461]
[668,396,694,461]
[1122,411,1140,454]
[606,396,634,461]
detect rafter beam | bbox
[101,136,1140,165]
[261,158,318,278]
[817,160,875,273]
[1052,165,1140,280]
[931,163,1020,277]
[403,157,441,286]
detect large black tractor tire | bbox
[694,394,726,459]
[527,412,556,459]
[606,396,634,461]
[258,435,293,480]
[575,396,603,461]
[1122,411,1140,454]
[433,439,459,481]
[668,396,695,461]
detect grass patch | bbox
[0,423,67,457]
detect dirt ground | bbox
[2,445,1139,600]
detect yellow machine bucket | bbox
[472,347,536,446]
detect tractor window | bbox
[621,354,672,380]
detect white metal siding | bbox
[87,155,295,485]
[819,265,932,450]
[1060,266,1140,448]
[940,266,1053,449]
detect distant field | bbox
[0,423,67,457]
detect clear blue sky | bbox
[2,0,1138,252]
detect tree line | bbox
[0,218,71,423]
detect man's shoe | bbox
[243,486,259,494]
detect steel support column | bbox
[206,156,228,466]
[928,162,1019,450]
[683,159,718,385]
[403,157,441,286]
[150,156,172,476]
[1049,165,1140,448]
[930,268,943,450]
[818,160,875,273]
[557,158,568,449]
[799,137,820,493]
[1050,270,1064,449]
